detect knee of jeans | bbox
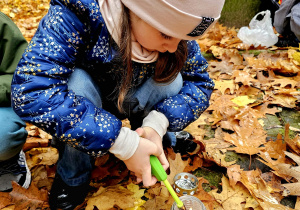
[68,69,91,94]
[0,108,28,160]
[68,68,102,107]
[161,73,183,97]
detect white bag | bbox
[237,10,278,47]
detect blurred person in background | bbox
[0,12,30,192]
[274,0,300,47]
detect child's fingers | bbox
[152,144,163,157]
[142,165,152,187]
[158,153,169,171]
[136,177,143,183]
[135,127,145,137]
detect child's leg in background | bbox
[0,107,28,161]
[126,73,183,130]
[0,107,29,191]
[54,68,102,186]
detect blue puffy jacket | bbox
[11,0,214,157]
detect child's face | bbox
[130,11,181,53]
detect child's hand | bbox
[135,127,169,171]
[123,137,162,187]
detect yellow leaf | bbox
[9,12,15,18]
[127,183,145,200]
[231,95,256,107]
[292,51,300,66]
[214,80,237,95]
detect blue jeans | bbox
[0,107,28,161]
[56,68,182,186]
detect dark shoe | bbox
[49,174,90,210]
[275,33,300,47]
[0,150,31,192]
[173,131,199,155]
[164,131,199,155]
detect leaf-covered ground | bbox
[1,1,300,209]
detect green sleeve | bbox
[0,12,28,106]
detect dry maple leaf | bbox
[143,196,173,210]
[275,151,300,196]
[23,137,50,152]
[240,169,293,210]
[285,134,300,155]
[183,116,207,139]
[184,155,204,172]
[224,107,267,155]
[231,95,257,107]
[202,138,235,167]
[9,182,48,210]
[207,95,239,119]
[31,165,54,191]
[193,177,215,210]
[214,80,238,95]
[270,78,299,90]
[210,176,253,210]
[25,147,59,169]
[235,85,262,98]
[207,60,234,79]
[227,165,242,188]
[91,166,110,181]
[167,153,188,184]
[0,192,13,209]
[85,185,135,210]
[261,172,284,193]
[267,91,298,108]
[258,137,289,180]
[143,184,173,210]
[260,139,287,160]
[253,102,281,117]
[210,46,244,65]
[232,69,256,86]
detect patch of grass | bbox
[219,0,261,28]
[193,167,224,192]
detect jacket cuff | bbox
[109,127,140,160]
[142,110,169,138]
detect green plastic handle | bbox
[150,155,167,181]
[150,155,184,209]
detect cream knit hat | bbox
[121,0,225,40]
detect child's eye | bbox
[160,32,172,40]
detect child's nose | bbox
[163,38,181,53]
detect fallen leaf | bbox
[227,165,242,188]
[25,147,59,169]
[194,177,215,210]
[224,107,267,155]
[167,153,188,184]
[9,182,48,210]
[210,176,252,210]
[202,138,235,167]
[85,185,135,210]
[231,95,257,107]
[214,80,238,95]
[0,192,13,209]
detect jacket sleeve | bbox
[11,0,122,157]
[154,40,214,131]
[0,12,27,106]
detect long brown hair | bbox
[117,5,188,113]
